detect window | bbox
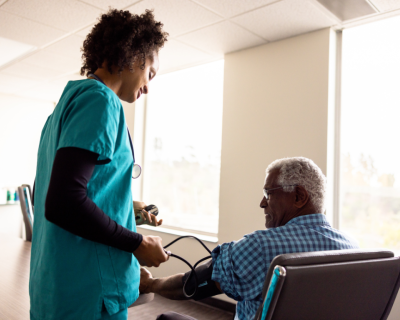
[134,60,224,235]
[340,16,400,253]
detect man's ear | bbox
[294,186,309,208]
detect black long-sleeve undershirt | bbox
[44,147,142,253]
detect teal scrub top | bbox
[29,79,140,320]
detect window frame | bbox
[332,30,342,230]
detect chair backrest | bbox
[254,249,400,320]
[17,184,34,242]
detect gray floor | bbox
[128,294,234,320]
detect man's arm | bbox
[140,268,187,300]
[139,267,222,300]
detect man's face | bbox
[119,51,159,103]
[260,169,296,228]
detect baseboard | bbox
[196,296,236,313]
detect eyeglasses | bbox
[263,185,298,200]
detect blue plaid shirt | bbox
[211,214,359,320]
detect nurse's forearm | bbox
[45,147,143,253]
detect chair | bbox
[254,249,400,320]
[17,184,34,242]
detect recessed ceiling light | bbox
[317,0,377,21]
[0,36,36,68]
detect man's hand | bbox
[139,270,187,300]
[139,267,153,294]
[134,201,163,226]
[133,235,169,267]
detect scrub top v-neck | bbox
[30,79,140,320]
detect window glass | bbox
[141,61,224,234]
[341,16,400,253]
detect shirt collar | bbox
[285,213,331,227]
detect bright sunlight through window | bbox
[341,16,400,253]
[141,60,224,235]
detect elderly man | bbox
[140,157,359,320]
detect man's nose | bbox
[260,196,267,208]
[143,85,148,94]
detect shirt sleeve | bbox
[45,147,143,253]
[211,234,266,301]
[58,89,120,163]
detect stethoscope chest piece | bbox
[132,164,141,179]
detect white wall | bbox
[125,28,400,317]
[218,28,332,244]
[0,94,53,189]
[0,94,54,238]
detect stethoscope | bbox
[88,74,212,298]
[88,73,141,179]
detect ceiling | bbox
[0,0,400,102]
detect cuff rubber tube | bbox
[181,260,221,300]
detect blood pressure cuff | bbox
[181,259,221,300]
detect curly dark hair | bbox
[80,9,168,76]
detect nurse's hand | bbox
[135,210,163,226]
[134,201,163,227]
[133,235,169,267]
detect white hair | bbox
[266,157,327,213]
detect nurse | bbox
[30,9,169,320]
